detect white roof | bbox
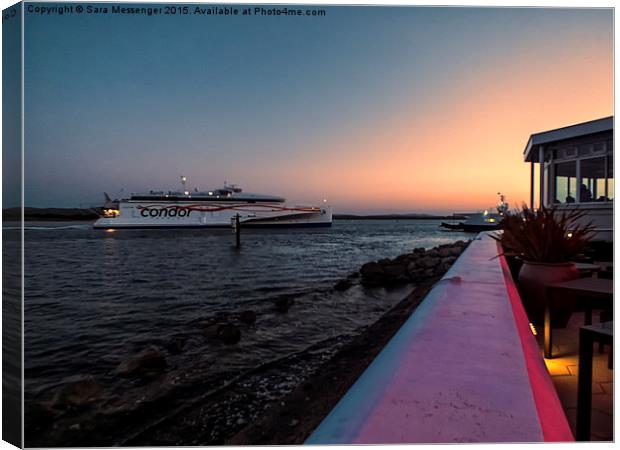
[523,116,613,162]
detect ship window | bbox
[554,161,577,204]
[579,157,606,202]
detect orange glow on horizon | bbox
[269,33,612,213]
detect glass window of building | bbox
[578,144,593,156]
[554,161,577,203]
[593,141,606,153]
[579,157,606,202]
[607,154,614,201]
[563,146,577,158]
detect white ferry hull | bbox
[93,201,332,229]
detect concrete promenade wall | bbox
[306,233,573,444]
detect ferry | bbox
[93,179,332,229]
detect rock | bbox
[362,261,409,286]
[203,322,242,344]
[238,310,257,324]
[348,272,360,279]
[218,323,241,344]
[116,346,167,378]
[358,242,469,287]
[164,337,187,355]
[383,264,406,279]
[438,247,452,258]
[360,262,387,286]
[360,261,383,277]
[417,256,441,268]
[334,279,353,291]
[275,297,295,313]
[437,262,452,274]
[394,254,411,264]
[406,262,418,274]
[202,323,224,339]
[408,269,427,281]
[449,247,463,256]
[442,256,458,265]
[50,376,103,409]
[360,263,387,286]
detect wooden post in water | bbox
[235,214,241,247]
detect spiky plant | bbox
[492,205,595,263]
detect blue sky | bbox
[17,5,613,212]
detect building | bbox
[523,116,613,242]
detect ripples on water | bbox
[11,219,469,437]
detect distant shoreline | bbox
[3,207,100,221]
[4,208,465,222]
[333,214,466,221]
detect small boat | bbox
[440,193,508,233]
[94,177,332,229]
[439,221,463,230]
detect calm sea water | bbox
[11,219,469,431]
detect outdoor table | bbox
[574,262,602,278]
[576,321,613,441]
[544,278,613,359]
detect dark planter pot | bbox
[518,261,579,328]
[504,255,523,282]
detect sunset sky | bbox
[20,5,613,213]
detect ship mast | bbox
[180,175,189,195]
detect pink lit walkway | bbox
[306,233,573,444]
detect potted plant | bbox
[493,205,594,327]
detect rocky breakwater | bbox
[350,240,469,288]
